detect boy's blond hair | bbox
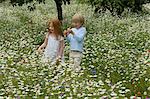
[72,14,85,25]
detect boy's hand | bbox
[67,28,74,35]
[64,28,74,37]
[67,28,72,33]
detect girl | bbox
[38,18,64,64]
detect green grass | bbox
[0,0,150,98]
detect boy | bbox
[64,14,87,72]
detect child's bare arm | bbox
[63,30,68,37]
[38,33,48,52]
[57,39,65,59]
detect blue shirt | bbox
[66,27,87,52]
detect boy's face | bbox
[72,21,82,29]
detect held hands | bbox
[67,28,74,35]
[67,28,72,33]
[63,28,74,36]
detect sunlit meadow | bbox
[0,0,150,98]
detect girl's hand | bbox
[63,30,68,36]
[57,56,61,60]
[56,56,61,65]
[56,56,61,61]
[37,47,43,54]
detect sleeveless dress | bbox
[42,34,64,64]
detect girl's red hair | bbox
[48,18,63,40]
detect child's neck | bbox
[49,32,61,39]
[49,32,55,36]
[76,26,82,29]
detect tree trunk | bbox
[134,0,142,12]
[54,0,63,21]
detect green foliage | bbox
[9,0,45,6]
[0,0,150,98]
[0,0,71,20]
[77,0,150,16]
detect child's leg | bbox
[69,51,82,71]
[74,56,82,71]
[69,52,75,69]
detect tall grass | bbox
[0,0,150,98]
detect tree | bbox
[0,0,70,20]
[78,0,150,16]
[54,0,70,20]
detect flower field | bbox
[0,0,150,98]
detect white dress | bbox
[42,34,64,64]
